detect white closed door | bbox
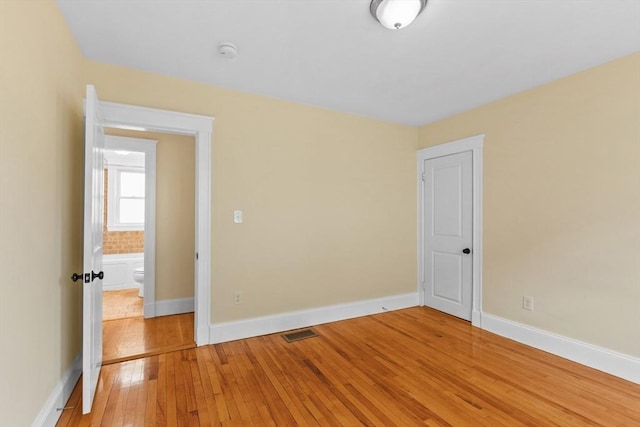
[422,151,473,320]
[82,85,105,413]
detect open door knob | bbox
[71,272,91,283]
[91,271,104,281]
[462,248,471,254]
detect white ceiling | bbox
[56,0,640,127]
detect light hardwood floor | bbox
[103,313,195,365]
[103,289,143,321]
[58,307,639,426]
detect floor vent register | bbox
[282,328,319,343]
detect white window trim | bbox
[106,165,146,231]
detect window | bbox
[107,166,145,231]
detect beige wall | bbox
[419,53,640,357]
[0,1,85,425]
[156,132,196,300]
[106,129,196,300]
[85,61,419,322]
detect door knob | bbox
[71,272,90,283]
[462,248,471,254]
[91,271,104,282]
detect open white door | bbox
[82,85,105,413]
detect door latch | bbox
[72,271,104,283]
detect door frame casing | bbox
[104,135,158,318]
[417,134,484,326]
[99,100,213,345]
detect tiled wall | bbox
[103,169,144,254]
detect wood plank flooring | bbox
[103,289,143,321]
[58,307,640,426]
[103,313,195,365]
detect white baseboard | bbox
[32,352,81,427]
[210,292,419,344]
[150,297,194,317]
[103,283,139,292]
[481,313,640,384]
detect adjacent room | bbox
[100,129,197,365]
[0,0,638,426]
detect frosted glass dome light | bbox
[370,0,427,30]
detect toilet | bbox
[133,267,144,298]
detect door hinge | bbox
[196,252,199,260]
[421,172,426,181]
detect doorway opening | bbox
[97,99,214,347]
[81,86,213,413]
[100,130,198,364]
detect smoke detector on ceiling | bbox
[217,42,239,59]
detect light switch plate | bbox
[233,210,243,223]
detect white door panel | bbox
[433,164,463,237]
[423,151,472,320]
[82,85,104,413]
[432,251,463,302]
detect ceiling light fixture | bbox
[370,0,427,30]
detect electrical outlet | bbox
[522,295,534,311]
[233,291,242,305]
